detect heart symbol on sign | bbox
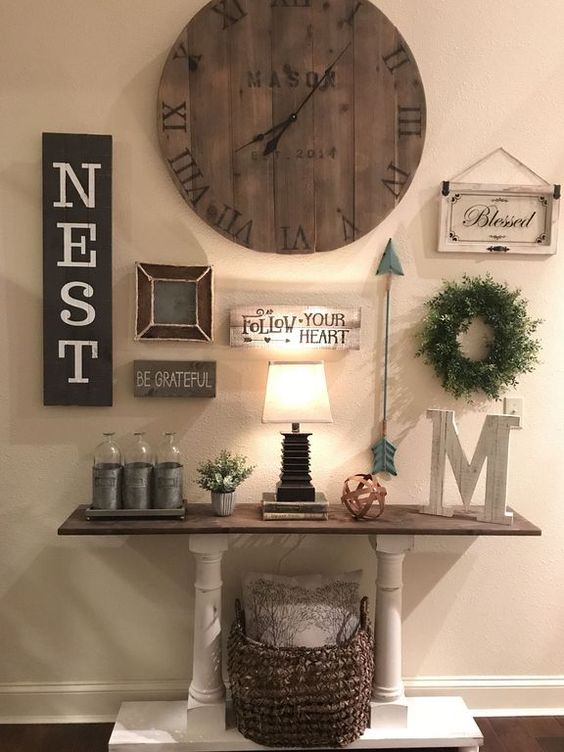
[264,337,271,343]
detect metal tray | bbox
[85,502,186,520]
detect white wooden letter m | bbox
[423,409,520,525]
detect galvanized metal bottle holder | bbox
[123,462,153,510]
[154,463,184,509]
[87,463,186,520]
[92,463,123,510]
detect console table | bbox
[58,503,540,751]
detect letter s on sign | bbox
[60,282,96,326]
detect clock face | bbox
[157,0,426,253]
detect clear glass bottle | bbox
[123,432,153,509]
[92,433,122,510]
[154,432,184,509]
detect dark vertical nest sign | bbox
[135,263,213,341]
[42,132,113,406]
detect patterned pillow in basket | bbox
[242,570,362,648]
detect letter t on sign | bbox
[422,409,520,525]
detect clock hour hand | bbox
[262,41,351,156]
[234,115,295,152]
[262,114,297,155]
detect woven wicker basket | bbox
[227,596,373,748]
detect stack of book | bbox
[262,492,328,520]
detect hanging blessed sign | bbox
[230,306,361,350]
[439,148,560,255]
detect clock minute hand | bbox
[294,41,351,117]
[262,41,351,156]
[234,115,296,153]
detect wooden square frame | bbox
[135,263,213,342]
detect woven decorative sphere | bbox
[341,474,387,520]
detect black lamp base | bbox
[276,482,315,502]
[276,431,316,502]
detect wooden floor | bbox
[0,717,563,752]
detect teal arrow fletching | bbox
[376,238,404,276]
[371,436,398,476]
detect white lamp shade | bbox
[262,361,332,424]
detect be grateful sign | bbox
[230,306,361,350]
[134,360,216,398]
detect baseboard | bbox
[0,680,187,723]
[404,675,564,715]
[1,676,563,723]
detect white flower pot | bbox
[211,491,236,517]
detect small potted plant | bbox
[196,450,255,516]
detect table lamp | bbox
[262,361,332,502]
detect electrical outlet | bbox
[503,396,523,428]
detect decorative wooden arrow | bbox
[371,239,404,476]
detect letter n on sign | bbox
[42,133,112,405]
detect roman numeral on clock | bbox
[168,148,210,207]
[345,1,362,25]
[338,210,359,242]
[173,42,202,71]
[213,204,253,246]
[381,162,411,198]
[382,44,410,73]
[398,106,422,137]
[174,41,187,60]
[161,101,187,131]
[211,0,248,29]
[281,226,311,251]
[271,0,311,6]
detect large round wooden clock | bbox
[157,0,426,253]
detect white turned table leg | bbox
[187,534,229,732]
[368,534,414,728]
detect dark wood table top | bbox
[58,503,541,537]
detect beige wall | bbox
[1,0,563,720]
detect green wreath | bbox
[417,275,541,400]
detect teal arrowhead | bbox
[371,437,398,476]
[376,239,404,276]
